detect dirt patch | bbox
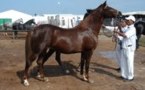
[0,35,145,90]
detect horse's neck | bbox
[25,21,32,25]
[80,13,104,35]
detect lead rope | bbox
[112,18,119,50]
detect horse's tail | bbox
[25,31,33,60]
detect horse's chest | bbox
[82,34,98,50]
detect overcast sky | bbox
[0,0,145,15]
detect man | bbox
[102,20,126,71]
[114,19,128,71]
[114,15,136,81]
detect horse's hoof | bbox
[83,75,88,81]
[65,70,70,74]
[23,79,29,86]
[76,68,80,72]
[37,74,41,78]
[43,77,49,82]
[88,79,94,84]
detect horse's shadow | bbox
[17,61,121,84]
[16,61,82,83]
[91,62,120,80]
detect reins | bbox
[111,17,122,50]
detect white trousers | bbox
[115,44,122,68]
[121,47,135,80]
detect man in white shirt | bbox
[102,20,127,71]
[114,19,128,71]
[114,15,136,81]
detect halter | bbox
[102,17,120,38]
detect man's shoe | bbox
[116,68,120,72]
[119,76,134,81]
[127,78,134,81]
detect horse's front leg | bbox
[83,50,93,82]
[80,52,85,75]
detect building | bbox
[0,9,84,28]
[44,14,83,28]
[33,15,48,25]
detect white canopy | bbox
[123,11,145,15]
[0,10,33,23]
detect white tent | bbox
[0,10,33,23]
[33,15,48,25]
[123,11,145,15]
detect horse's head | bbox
[96,1,122,18]
[24,19,36,25]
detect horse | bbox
[23,19,36,30]
[12,19,36,30]
[134,20,145,49]
[23,1,122,86]
[12,19,36,38]
[43,8,95,72]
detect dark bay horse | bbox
[43,9,95,71]
[23,1,122,86]
[134,20,145,49]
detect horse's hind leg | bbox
[56,51,72,74]
[55,51,67,73]
[55,51,62,66]
[76,62,81,72]
[36,52,48,81]
[41,48,57,66]
[36,49,55,81]
[23,53,37,86]
[43,49,64,70]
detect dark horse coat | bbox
[23,1,121,86]
[134,20,145,49]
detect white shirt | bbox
[122,24,137,51]
[118,26,128,41]
[104,26,118,32]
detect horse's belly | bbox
[52,41,82,53]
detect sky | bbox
[0,0,145,15]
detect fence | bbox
[0,29,31,39]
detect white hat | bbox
[125,15,136,22]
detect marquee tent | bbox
[0,10,33,23]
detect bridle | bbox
[102,17,121,38]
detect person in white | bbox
[114,19,128,71]
[114,15,136,81]
[102,22,126,71]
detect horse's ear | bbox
[102,1,107,9]
[86,9,94,13]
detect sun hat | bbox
[125,15,136,22]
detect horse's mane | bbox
[33,2,109,32]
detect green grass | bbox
[139,36,145,47]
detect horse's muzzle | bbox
[117,11,122,18]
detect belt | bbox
[128,45,132,47]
